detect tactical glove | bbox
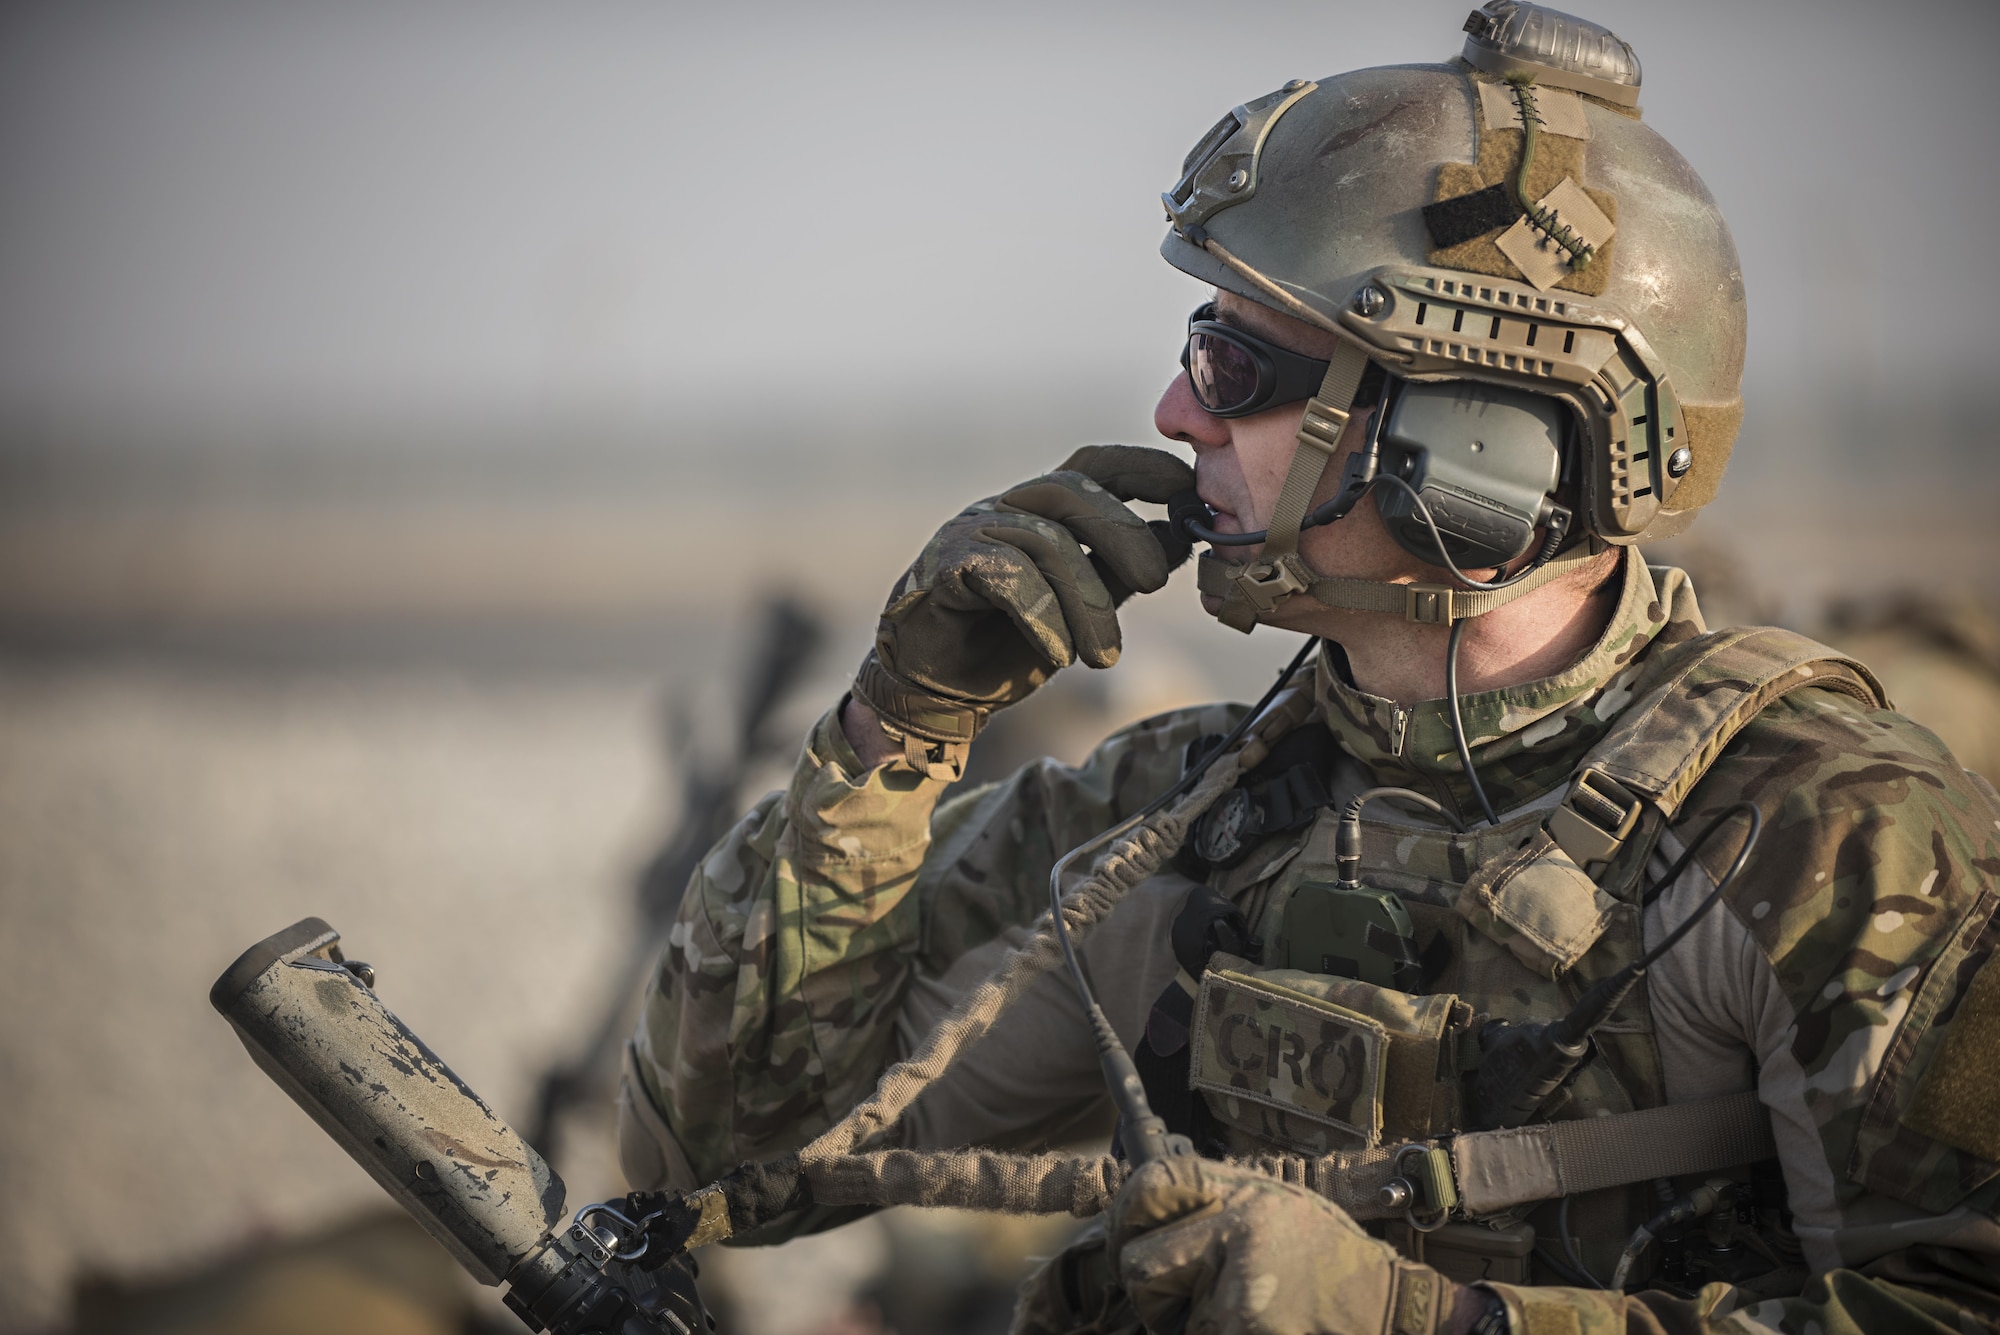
[1109,1156,1462,1335]
[853,445,1194,778]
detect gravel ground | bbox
[0,658,676,1330]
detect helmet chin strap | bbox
[1206,339,1369,632]
[1194,235,1599,634]
[1197,543,1602,632]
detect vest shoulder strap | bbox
[1542,627,1890,871]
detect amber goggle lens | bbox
[1185,329,1264,416]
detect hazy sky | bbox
[1,0,1994,436]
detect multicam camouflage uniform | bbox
[621,549,2000,1332]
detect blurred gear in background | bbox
[1826,593,2000,783]
[67,1215,504,1335]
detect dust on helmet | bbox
[1162,1,1744,630]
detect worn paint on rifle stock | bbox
[213,918,566,1286]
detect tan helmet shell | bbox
[1160,62,1745,542]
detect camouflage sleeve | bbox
[627,696,1238,1190]
[1619,687,2000,1332]
[910,700,1243,973]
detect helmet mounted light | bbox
[1461,0,1642,109]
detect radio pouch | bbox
[1275,881,1424,991]
[1190,953,1472,1153]
[1453,829,1616,980]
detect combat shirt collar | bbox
[1313,548,1708,821]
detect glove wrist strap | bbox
[1389,1263,1461,1335]
[851,653,988,781]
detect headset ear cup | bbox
[1372,380,1568,571]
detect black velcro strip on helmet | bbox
[1422,183,1521,249]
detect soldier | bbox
[618,5,2000,1332]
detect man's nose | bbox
[1155,371,1232,449]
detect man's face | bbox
[1154,290,1436,631]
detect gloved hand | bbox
[853,444,1194,778]
[1108,1156,1465,1335]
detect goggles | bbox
[1180,302,1333,418]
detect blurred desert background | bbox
[2,1,1997,1332]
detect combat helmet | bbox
[1164,1,1745,631]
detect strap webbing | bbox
[789,1090,1782,1223]
[1575,626,1888,818]
[1197,544,1601,626]
[1451,1090,1777,1217]
[1202,340,1373,632]
[1308,546,1601,623]
[1262,341,1372,562]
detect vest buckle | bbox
[1547,768,1643,871]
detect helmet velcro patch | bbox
[1423,183,1521,251]
[1428,118,1617,298]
